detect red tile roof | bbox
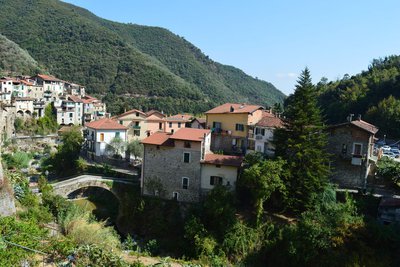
[170,128,210,142]
[14,97,35,101]
[256,112,283,128]
[68,95,83,103]
[36,74,62,82]
[165,113,192,122]
[329,119,379,135]
[351,120,379,134]
[201,154,243,167]
[86,118,127,130]
[205,103,263,114]
[146,110,165,117]
[141,132,173,146]
[81,95,98,104]
[115,108,146,118]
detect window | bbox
[115,132,120,138]
[178,122,181,128]
[216,164,221,168]
[182,177,189,189]
[210,176,223,186]
[119,120,123,125]
[173,192,179,200]
[353,143,362,156]
[133,130,140,136]
[261,129,265,136]
[183,152,190,163]
[212,121,222,129]
[136,112,139,117]
[69,113,73,118]
[342,144,347,154]
[235,123,244,131]
[135,121,139,126]
[184,141,191,148]
[171,129,174,134]
[100,133,104,141]
[169,122,172,128]
[159,122,163,130]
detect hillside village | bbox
[1,73,395,205]
[1,70,400,266]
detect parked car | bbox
[390,148,400,154]
[382,145,391,151]
[382,151,396,158]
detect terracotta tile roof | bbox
[86,118,127,130]
[146,110,165,117]
[20,80,33,86]
[141,132,173,146]
[165,113,192,122]
[81,95,98,104]
[205,103,263,114]
[192,118,206,124]
[256,112,283,128]
[329,119,379,135]
[68,95,83,103]
[14,97,35,101]
[351,120,379,134]
[201,154,243,167]
[36,74,62,82]
[170,128,210,142]
[115,108,146,118]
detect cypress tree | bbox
[275,68,330,212]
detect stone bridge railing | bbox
[51,174,136,200]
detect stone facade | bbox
[211,133,246,155]
[0,160,16,216]
[142,142,202,202]
[327,122,377,188]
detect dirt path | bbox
[123,253,186,266]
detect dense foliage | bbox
[0,0,285,115]
[0,34,42,76]
[376,157,400,185]
[14,104,58,135]
[275,68,330,212]
[317,55,400,138]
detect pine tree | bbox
[275,68,330,213]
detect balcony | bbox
[132,125,141,129]
[351,154,363,166]
[255,135,263,140]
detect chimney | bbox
[347,114,354,122]
[357,114,362,121]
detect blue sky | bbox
[63,0,400,95]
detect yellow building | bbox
[205,103,264,154]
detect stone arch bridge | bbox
[51,174,137,202]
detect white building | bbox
[85,118,128,157]
[248,111,282,156]
[14,97,34,118]
[81,95,107,124]
[0,77,13,103]
[56,95,84,126]
[200,154,242,191]
[32,74,65,101]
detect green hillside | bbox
[317,55,400,138]
[0,0,285,114]
[0,34,42,76]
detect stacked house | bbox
[140,103,283,202]
[0,74,107,126]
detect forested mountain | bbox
[0,0,285,114]
[317,55,400,138]
[0,34,43,76]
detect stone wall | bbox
[0,105,16,144]
[211,134,246,155]
[0,160,16,216]
[142,144,202,202]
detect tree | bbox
[275,68,330,213]
[52,126,83,173]
[376,157,400,184]
[105,137,126,158]
[365,96,400,138]
[126,140,143,159]
[241,158,286,224]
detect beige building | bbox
[14,97,34,118]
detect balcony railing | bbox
[255,135,263,140]
[132,125,141,129]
